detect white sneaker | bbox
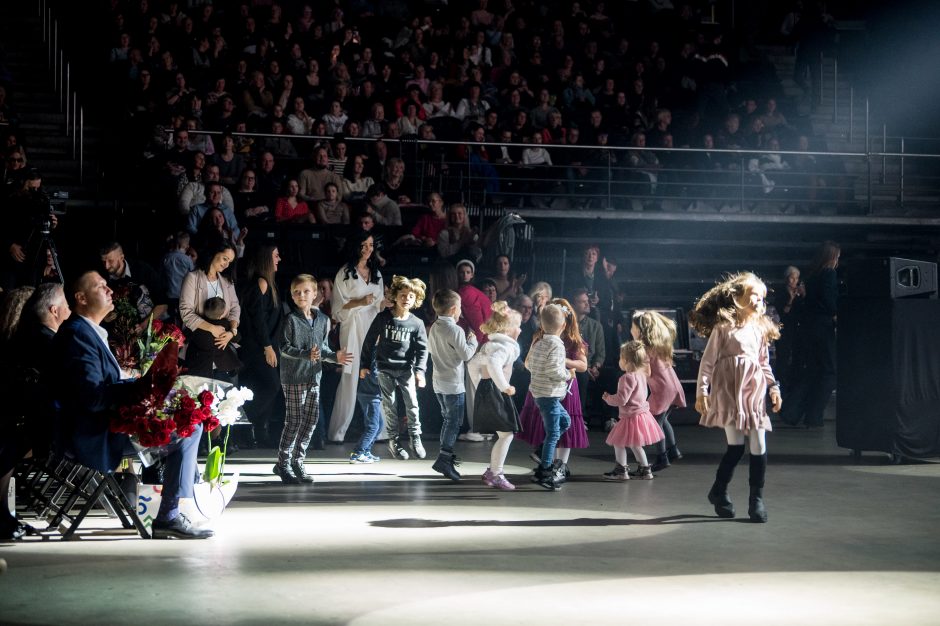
[458,432,485,442]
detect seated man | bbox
[52,271,212,539]
[100,241,168,323]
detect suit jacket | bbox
[52,316,130,472]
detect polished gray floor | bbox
[2,418,939,625]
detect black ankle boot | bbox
[431,452,461,481]
[651,453,670,472]
[708,481,735,518]
[748,452,768,522]
[709,444,745,518]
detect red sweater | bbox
[458,284,492,344]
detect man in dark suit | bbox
[53,271,212,539]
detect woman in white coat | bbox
[328,232,385,442]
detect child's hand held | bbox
[359,368,369,379]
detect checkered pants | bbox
[278,383,320,464]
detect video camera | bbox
[27,188,68,235]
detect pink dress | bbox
[697,322,777,432]
[648,355,687,415]
[517,344,589,449]
[605,371,665,448]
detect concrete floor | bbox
[2,420,939,625]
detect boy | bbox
[162,231,195,323]
[526,303,573,490]
[360,275,428,461]
[185,296,242,382]
[427,289,478,480]
[275,274,352,484]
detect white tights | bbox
[723,424,767,455]
[613,446,649,467]
[490,432,514,475]
[554,447,571,463]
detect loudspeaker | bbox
[844,257,938,299]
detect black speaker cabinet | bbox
[844,257,938,299]
[837,298,940,457]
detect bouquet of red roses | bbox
[110,342,219,448]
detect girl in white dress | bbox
[328,232,385,442]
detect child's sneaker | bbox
[365,452,381,462]
[349,451,375,464]
[532,465,561,491]
[528,447,541,464]
[629,465,654,480]
[387,439,409,460]
[410,435,426,460]
[603,463,629,481]
[482,468,497,486]
[491,474,516,490]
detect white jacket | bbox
[468,333,520,393]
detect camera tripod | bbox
[25,222,64,286]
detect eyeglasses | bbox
[7,157,24,163]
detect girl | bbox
[603,340,664,480]
[516,297,588,480]
[469,302,523,490]
[689,272,782,523]
[631,310,687,472]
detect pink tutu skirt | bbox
[606,411,664,448]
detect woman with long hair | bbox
[328,232,386,442]
[239,244,285,446]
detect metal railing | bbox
[40,0,83,182]
[179,128,940,217]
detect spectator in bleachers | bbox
[363,102,387,138]
[382,158,414,206]
[211,133,246,186]
[566,244,609,321]
[233,169,272,227]
[275,179,316,224]
[399,101,425,136]
[298,146,343,204]
[342,154,375,205]
[261,119,299,160]
[315,182,350,225]
[437,202,480,262]
[423,82,455,119]
[286,95,315,135]
[364,183,401,227]
[455,81,490,127]
[322,100,349,135]
[397,192,447,249]
[188,179,241,238]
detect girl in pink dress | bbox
[603,341,665,480]
[631,311,687,472]
[516,298,588,480]
[689,272,782,523]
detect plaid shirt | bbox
[526,335,571,398]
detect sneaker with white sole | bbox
[458,432,485,442]
[603,463,629,481]
[482,468,497,486]
[387,439,409,460]
[349,451,375,464]
[410,436,426,459]
[491,474,516,490]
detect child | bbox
[360,275,428,461]
[603,341,664,480]
[689,272,782,523]
[468,301,522,490]
[517,298,589,481]
[162,231,195,322]
[427,289,478,480]
[274,274,352,484]
[525,303,573,490]
[350,352,384,463]
[632,310,687,472]
[185,296,242,381]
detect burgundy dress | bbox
[517,344,589,449]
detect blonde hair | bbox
[389,275,427,309]
[431,289,460,316]
[481,300,521,335]
[528,281,552,303]
[532,297,585,358]
[688,272,780,342]
[291,273,318,289]
[632,310,677,364]
[620,340,650,375]
[0,286,35,342]
[539,303,566,335]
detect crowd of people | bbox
[0,2,846,541]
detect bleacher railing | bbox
[181,129,940,218]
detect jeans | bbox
[377,370,421,439]
[355,392,384,454]
[435,392,465,453]
[653,407,676,456]
[535,396,570,469]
